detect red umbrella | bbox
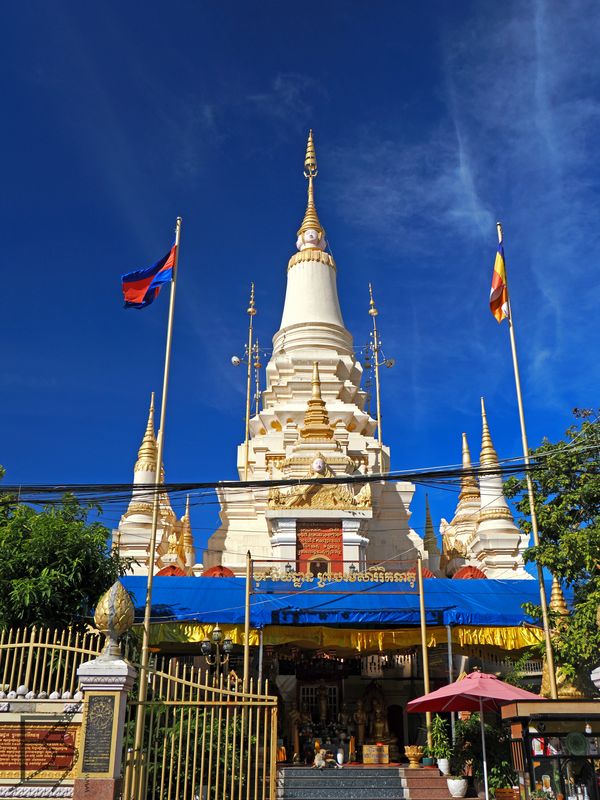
[407,671,540,800]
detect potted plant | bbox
[429,714,452,775]
[447,776,469,798]
[422,746,435,767]
[446,731,468,798]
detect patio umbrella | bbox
[407,670,539,800]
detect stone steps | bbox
[277,765,453,800]
[278,765,405,800]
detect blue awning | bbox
[121,576,562,628]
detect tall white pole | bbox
[497,222,558,700]
[479,697,490,800]
[131,217,182,797]
[243,284,256,481]
[368,283,384,474]
[417,554,432,748]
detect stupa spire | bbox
[480,397,499,466]
[299,362,333,441]
[550,575,569,618]
[296,130,326,250]
[459,432,480,500]
[135,392,157,471]
[424,494,440,556]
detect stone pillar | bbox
[73,655,137,800]
[342,519,368,568]
[73,580,137,800]
[270,518,297,564]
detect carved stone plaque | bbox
[81,694,115,774]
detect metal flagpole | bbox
[131,216,182,797]
[496,221,558,700]
[243,284,256,481]
[368,283,384,474]
[417,553,432,748]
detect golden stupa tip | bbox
[460,432,479,497]
[304,129,318,178]
[300,361,333,441]
[480,397,499,465]
[137,392,157,464]
[298,130,324,238]
[185,494,191,517]
[461,432,471,466]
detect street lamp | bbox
[201,623,233,680]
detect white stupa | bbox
[205,131,423,573]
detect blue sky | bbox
[2,1,599,555]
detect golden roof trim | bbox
[288,249,336,272]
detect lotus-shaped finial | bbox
[94,581,135,659]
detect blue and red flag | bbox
[121,245,176,309]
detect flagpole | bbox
[368,283,384,474]
[131,216,182,797]
[243,283,256,481]
[497,221,558,700]
[417,553,432,749]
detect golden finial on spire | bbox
[297,130,325,241]
[136,392,157,469]
[300,362,333,441]
[480,397,499,465]
[460,432,480,499]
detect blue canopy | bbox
[121,576,561,628]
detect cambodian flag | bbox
[121,245,176,309]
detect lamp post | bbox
[368,284,395,474]
[201,623,233,681]
[230,283,259,481]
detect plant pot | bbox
[423,756,435,766]
[404,745,424,768]
[447,778,468,798]
[437,757,450,775]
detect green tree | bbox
[504,409,600,679]
[0,486,132,629]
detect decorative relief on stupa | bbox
[268,479,371,510]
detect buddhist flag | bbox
[489,235,509,322]
[121,245,176,309]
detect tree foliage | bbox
[504,409,600,678]
[0,484,131,629]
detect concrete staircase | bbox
[277,766,453,800]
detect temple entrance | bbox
[309,557,330,576]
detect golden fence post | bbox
[269,705,278,800]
